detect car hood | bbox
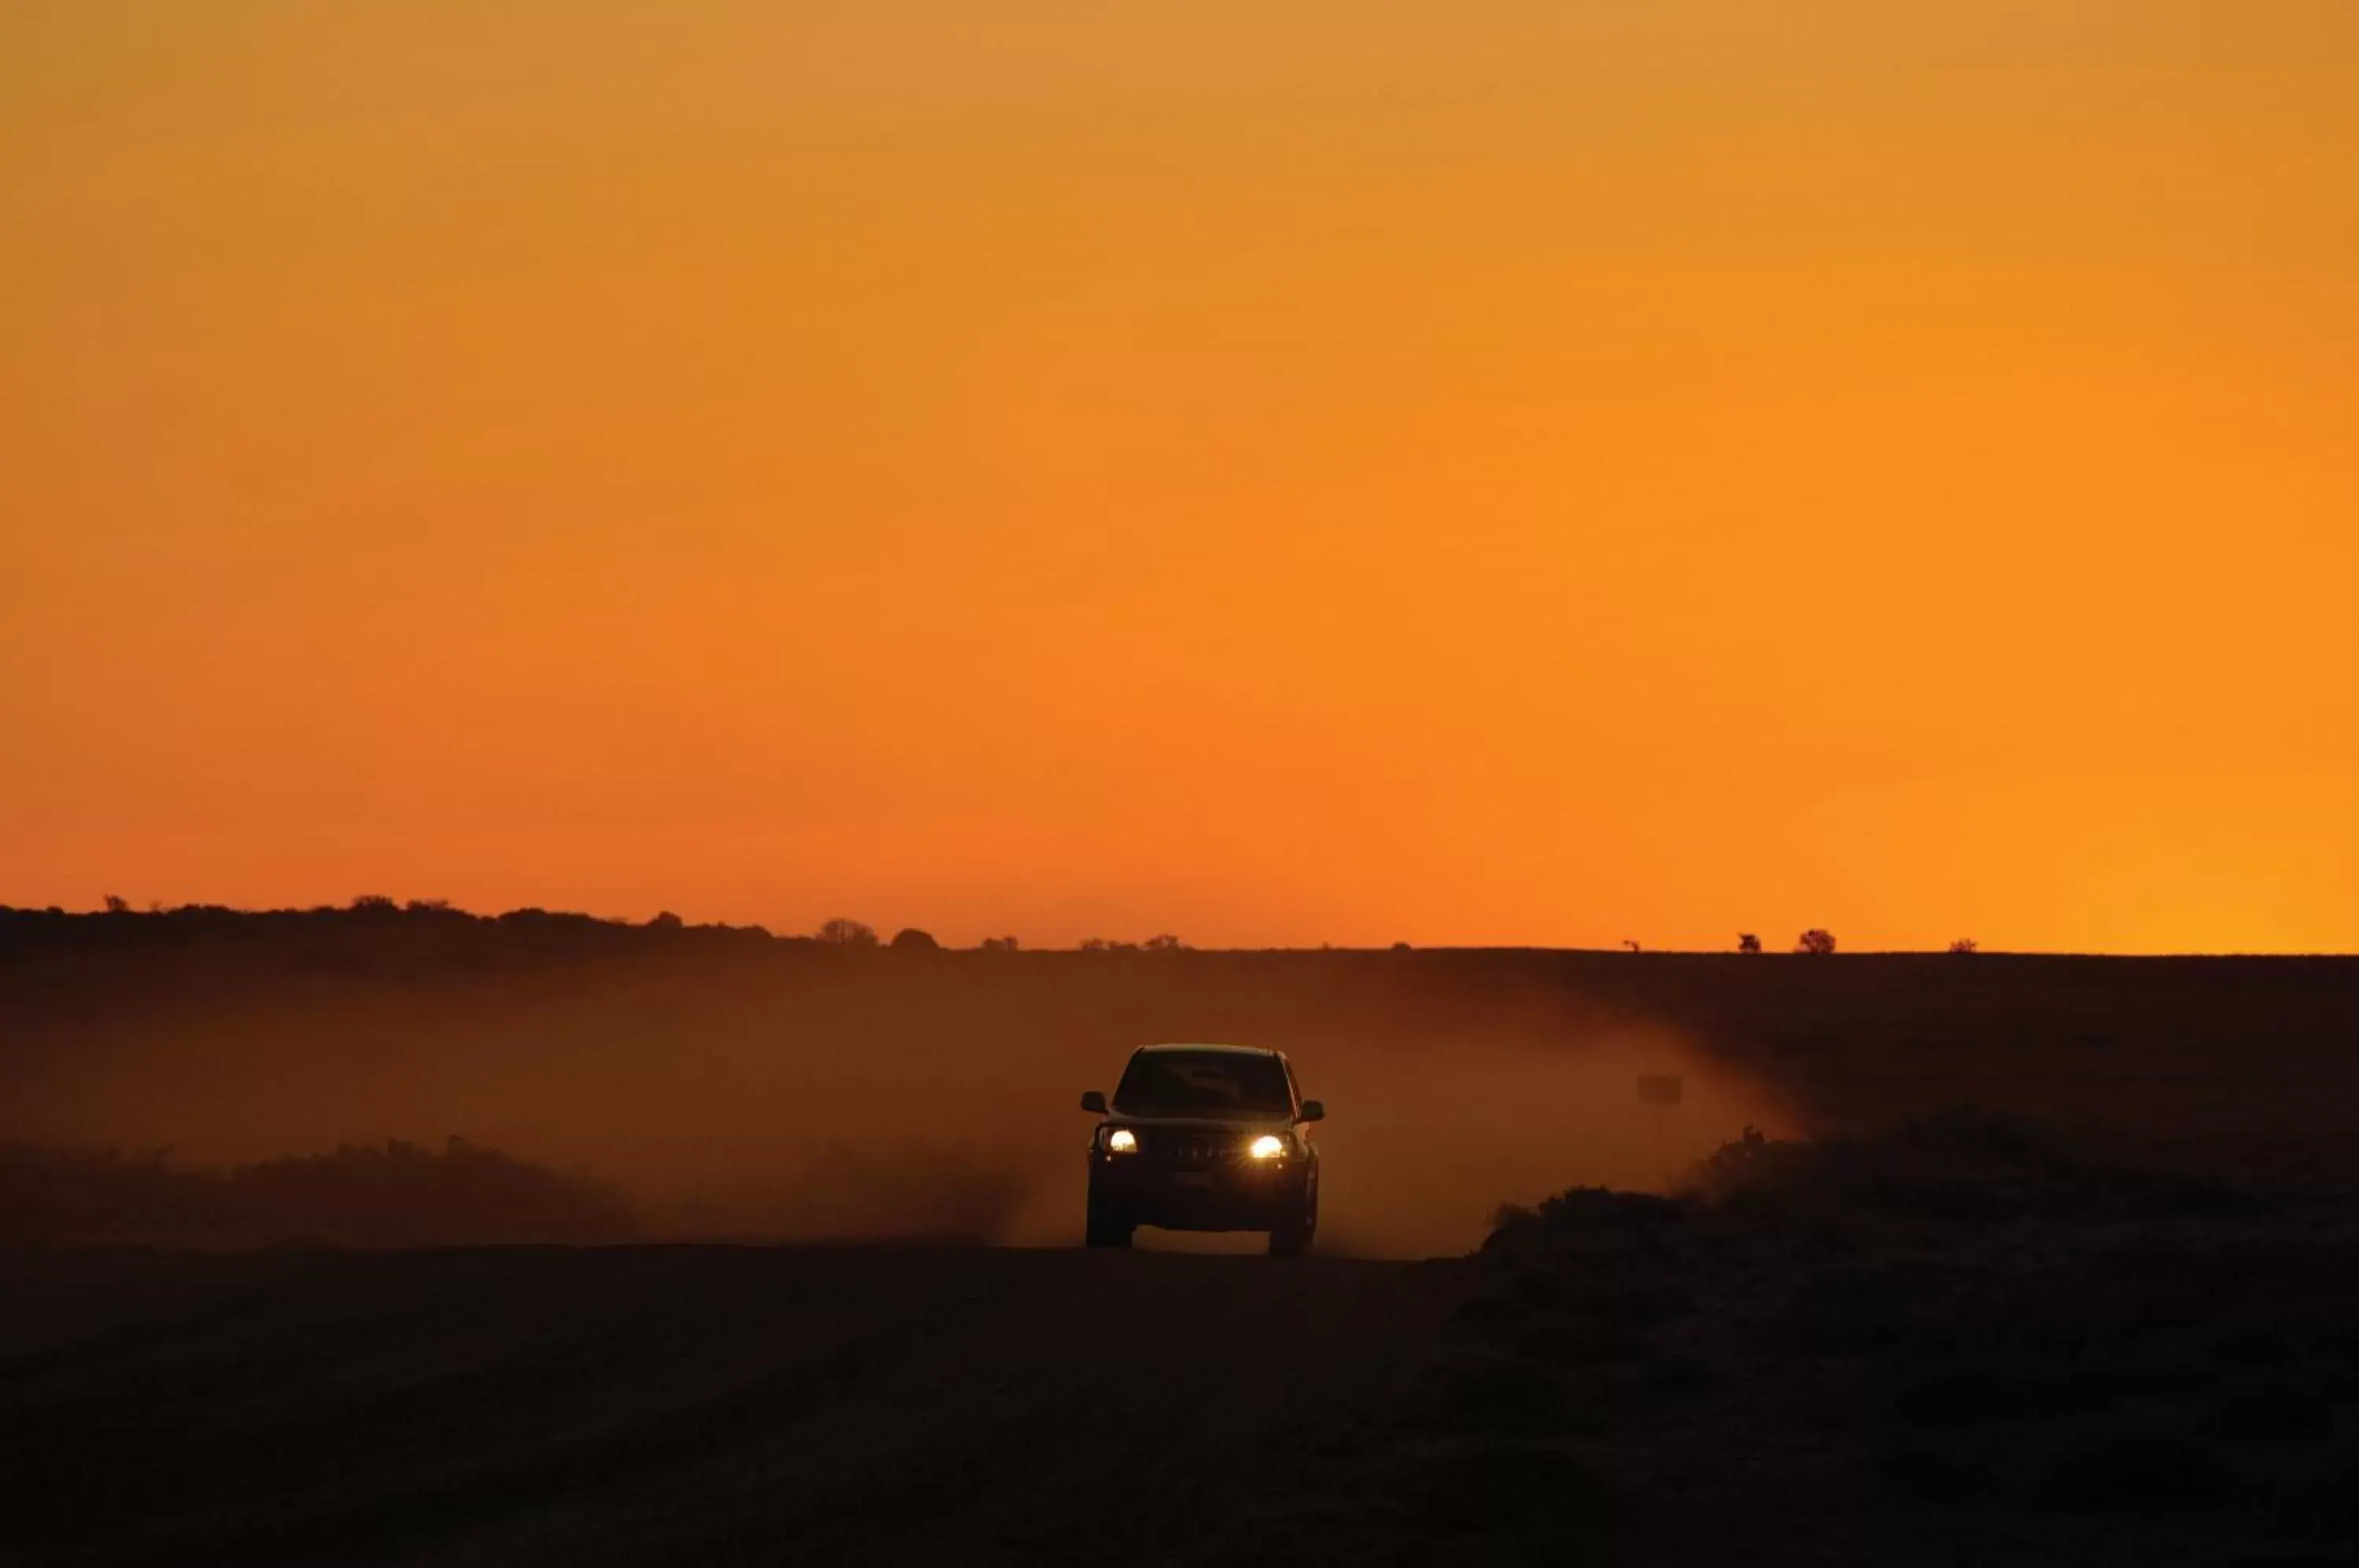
[1102,1110,1298,1131]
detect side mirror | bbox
[1080,1091,1108,1115]
[1300,1100,1325,1124]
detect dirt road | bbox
[0,1246,1470,1566]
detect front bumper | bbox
[1089,1154,1305,1231]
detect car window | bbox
[1114,1051,1293,1115]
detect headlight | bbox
[1106,1128,1138,1154]
[1248,1134,1286,1161]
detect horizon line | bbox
[2,900,2353,961]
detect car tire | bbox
[1268,1181,1316,1257]
[1084,1188,1133,1250]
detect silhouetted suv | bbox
[1079,1043,1324,1255]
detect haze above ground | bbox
[6,3,2356,953]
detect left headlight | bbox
[1248,1134,1286,1161]
[1105,1128,1139,1154]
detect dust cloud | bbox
[0,931,1793,1256]
[1302,1026,1790,1257]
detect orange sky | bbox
[5,3,2356,951]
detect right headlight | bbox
[1105,1128,1139,1154]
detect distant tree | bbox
[349,895,399,916]
[1142,933,1187,952]
[815,918,878,948]
[890,927,940,952]
[102,895,131,915]
[1797,929,1838,955]
[646,911,684,932]
[977,935,1020,951]
[1078,937,1110,952]
[405,898,455,915]
[1738,933,1763,954]
[1949,937,1979,955]
[1392,940,1413,952]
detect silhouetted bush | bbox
[1684,1109,2248,1224]
[1738,933,1762,953]
[1142,933,1187,951]
[0,1139,635,1247]
[1949,938,1979,955]
[1456,1115,2359,1559]
[815,918,878,948]
[890,927,940,952]
[977,935,1019,951]
[1797,929,1838,955]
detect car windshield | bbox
[1113,1051,1294,1115]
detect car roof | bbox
[1129,1042,1279,1058]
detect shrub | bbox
[815,918,878,948]
[0,1139,635,1247]
[1738,933,1762,953]
[889,927,940,952]
[1797,929,1838,955]
[1682,1108,2246,1226]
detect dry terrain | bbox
[6,909,2359,1563]
[0,1246,1466,1566]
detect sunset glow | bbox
[6,3,2356,950]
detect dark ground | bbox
[9,1116,2359,1566]
[9,911,2359,1562]
[0,1246,1466,1566]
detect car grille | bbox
[1143,1132,1244,1167]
